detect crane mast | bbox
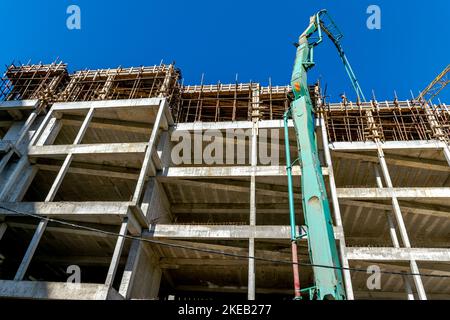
[285,9,365,300]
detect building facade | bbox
[0,62,449,300]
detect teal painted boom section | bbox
[286,9,365,300]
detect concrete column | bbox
[132,99,167,204]
[366,109,427,300]
[113,99,167,292]
[14,108,94,281]
[7,165,38,202]
[119,240,162,299]
[403,274,415,300]
[374,165,400,248]
[248,122,258,300]
[141,178,172,224]
[14,220,47,280]
[0,109,40,175]
[319,117,354,299]
[15,109,39,150]
[0,103,44,202]
[0,157,28,201]
[33,110,61,147]
[374,164,416,299]
[0,112,48,200]
[105,219,128,288]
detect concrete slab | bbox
[0,280,123,300]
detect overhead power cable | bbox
[1,205,449,279]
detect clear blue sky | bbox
[0,0,449,102]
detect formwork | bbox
[0,62,449,300]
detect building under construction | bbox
[0,61,449,300]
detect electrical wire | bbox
[1,205,449,279]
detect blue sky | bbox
[0,0,449,102]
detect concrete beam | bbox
[345,235,450,248]
[174,285,292,295]
[0,280,123,300]
[330,140,446,151]
[160,179,302,199]
[6,221,118,238]
[0,100,39,110]
[159,258,298,269]
[51,97,163,111]
[143,224,309,240]
[346,247,450,262]
[337,187,450,199]
[37,163,139,180]
[340,199,450,219]
[0,201,131,217]
[173,119,293,131]
[31,255,127,266]
[354,290,450,300]
[332,151,450,172]
[62,116,151,135]
[154,239,298,261]
[353,260,450,277]
[159,165,326,178]
[170,203,292,214]
[28,142,148,157]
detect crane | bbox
[284,9,366,300]
[416,64,450,103]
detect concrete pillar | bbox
[35,115,62,146]
[366,109,427,300]
[375,163,416,299]
[6,165,38,202]
[141,178,172,224]
[132,99,167,204]
[14,108,94,281]
[119,240,162,299]
[105,219,128,288]
[319,117,354,299]
[248,121,258,300]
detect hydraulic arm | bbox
[285,9,365,300]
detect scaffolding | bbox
[2,62,448,145]
[320,100,450,143]
[0,62,449,300]
[58,65,181,107]
[175,83,293,122]
[0,62,68,102]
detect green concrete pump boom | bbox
[285,9,365,300]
